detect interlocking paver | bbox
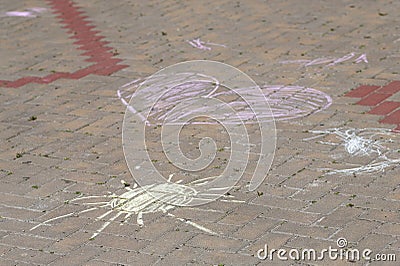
[1,0,399,265]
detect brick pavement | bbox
[345,81,400,131]
[0,0,399,265]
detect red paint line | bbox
[0,0,128,88]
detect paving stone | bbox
[374,223,400,236]
[243,232,292,256]
[1,233,55,250]
[360,209,400,224]
[231,217,280,241]
[345,85,380,98]
[368,101,400,115]
[273,221,337,240]
[94,248,159,265]
[355,233,397,256]
[2,247,60,265]
[332,219,381,243]
[260,207,320,225]
[317,206,364,227]
[187,234,245,252]
[1,0,400,264]
[48,244,106,266]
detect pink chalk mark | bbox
[3,7,47,18]
[281,52,368,68]
[187,38,226,51]
[305,57,335,67]
[327,52,355,67]
[355,53,368,64]
[27,7,47,13]
[5,11,36,17]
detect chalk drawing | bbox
[280,52,368,68]
[187,38,226,50]
[323,160,400,175]
[30,179,243,239]
[305,127,399,175]
[117,74,332,125]
[305,128,393,156]
[354,53,368,64]
[122,61,276,205]
[1,7,47,18]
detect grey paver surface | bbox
[0,0,399,265]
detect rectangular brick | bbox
[45,231,89,253]
[218,204,266,226]
[0,258,30,266]
[95,249,159,265]
[251,194,307,210]
[187,234,245,252]
[350,197,400,211]
[91,233,147,251]
[356,93,391,106]
[274,221,336,239]
[305,193,348,214]
[157,246,202,265]
[368,101,400,115]
[199,250,260,266]
[374,223,400,236]
[360,209,400,223]
[380,109,400,124]
[48,245,105,266]
[244,232,292,255]
[335,219,380,242]
[334,184,393,198]
[1,234,54,250]
[84,260,111,266]
[232,217,279,240]
[317,206,363,227]
[377,81,400,94]
[2,247,60,265]
[141,230,195,256]
[345,85,380,98]
[285,236,336,251]
[169,208,225,223]
[0,205,43,221]
[356,233,396,254]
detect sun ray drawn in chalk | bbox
[304,127,399,175]
[117,74,332,125]
[30,179,243,239]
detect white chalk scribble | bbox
[305,127,399,175]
